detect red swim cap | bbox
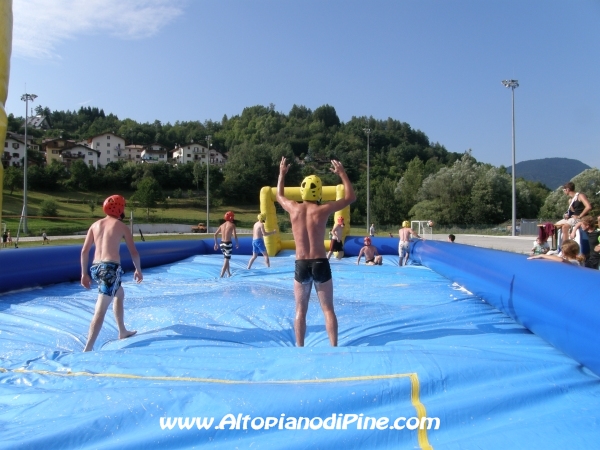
[364,236,372,246]
[103,195,126,219]
[224,211,235,222]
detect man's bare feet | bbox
[119,330,137,340]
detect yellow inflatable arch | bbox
[259,185,351,257]
[0,1,11,226]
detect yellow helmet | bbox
[257,213,266,222]
[300,175,322,202]
[402,220,410,228]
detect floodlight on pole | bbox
[20,93,37,234]
[363,128,371,233]
[501,79,519,237]
[205,135,211,233]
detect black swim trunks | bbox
[294,258,332,284]
[220,241,233,259]
[329,239,343,252]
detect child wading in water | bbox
[247,213,276,269]
[214,211,239,277]
[80,195,143,351]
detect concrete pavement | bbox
[428,233,534,254]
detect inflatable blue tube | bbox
[412,239,600,377]
[0,239,208,294]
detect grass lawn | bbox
[1,189,274,237]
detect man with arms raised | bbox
[276,157,356,347]
[81,195,142,352]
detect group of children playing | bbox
[213,210,387,278]
[80,172,599,352]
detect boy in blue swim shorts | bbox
[80,195,143,351]
[247,213,277,269]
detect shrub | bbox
[39,199,59,217]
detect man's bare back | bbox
[287,202,335,260]
[276,157,356,347]
[399,227,417,241]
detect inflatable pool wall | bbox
[2,236,599,379]
[411,239,600,378]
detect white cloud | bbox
[12,0,185,60]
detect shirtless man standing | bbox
[398,220,422,266]
[356,236,383,265]
[80,195,142,352]
[247,213,276,269]
[276,157,356,347]
[214,211,239,277]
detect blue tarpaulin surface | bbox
[1,244,599,449]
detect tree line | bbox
[8,102,589,226]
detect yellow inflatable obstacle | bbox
[259,185,351,257]
[0,0,12,226]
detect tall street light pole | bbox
[501,80,519,237]
[205,135,211,233]
[20,93,37,234]
[363,128,371,233]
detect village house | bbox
[141,143,168,164]
[172,142,208,165]
[1,132,40,169]
[59,144,100,169]
[43,137,77,166]
[84,132,126,167]
[120,144,145,163]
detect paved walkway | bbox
[428,233,534,254]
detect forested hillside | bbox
[7,103,559,225]
[507,157,590,189]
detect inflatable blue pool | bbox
[0,237,599,449]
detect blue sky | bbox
[6,0,600,169]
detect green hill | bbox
[507,158,590,189]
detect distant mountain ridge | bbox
[507,157,590,189]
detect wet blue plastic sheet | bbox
[1,248,600,449]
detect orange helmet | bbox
[364,236,372,246]
[103,195,126,219]
[224,211,235,222]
